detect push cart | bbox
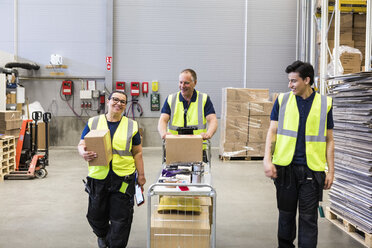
[148,133,216,248]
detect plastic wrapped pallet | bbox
[219,88,271,159]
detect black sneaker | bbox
[97,237,108,248]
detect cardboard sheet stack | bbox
[328,72,372,234]
[219,88,272,158]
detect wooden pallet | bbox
[219,155,263,162]
[326,207,372,248]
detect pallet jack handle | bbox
[32,111,42,153]
[43,112,51,158]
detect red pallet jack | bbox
[5,111,51,179]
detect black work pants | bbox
[274,164,325,248]
[86,171,135,248]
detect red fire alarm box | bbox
[116,81,126,92]
[142,82,149,94]
[130,82,140,96]
[62,80,72,95]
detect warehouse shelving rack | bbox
[297,0,372,94]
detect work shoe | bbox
[97,237,108,248]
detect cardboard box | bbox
[246,142,265,157]
[0,119,22,130]
[328,28,353,41]
[340,52,362,68]
[223,88,269,102]
[354,14,366,28]
[248,116,270,142]
[32,122,49,150]
[224,128,248,144]
[84,129,112,166]
[248,115,270,129]
[151,206,210,248]
[225,102,249,117]
[220,142,248,157]
[225,116,249,130]
[0,128,20,137]
[343,66,361,74]
[249,101,273,116]
[0,111,21,121]
[328,13,353,28]
[165,135,203,164]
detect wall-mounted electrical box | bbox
[130,82,140,96]
[87,80,96,90]
[62,81,72,95]
[116,81,125,92]
[80,90,92,99]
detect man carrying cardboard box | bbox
[78,91,146,248]
[157,69,218,161]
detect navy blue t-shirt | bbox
[161,90,215,127]
[80,120,141,146]
[270,91,334,165]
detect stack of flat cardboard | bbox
[219,88,272,158]
[328,73,372,234]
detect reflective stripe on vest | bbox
[273,92,331,171]
[88,114,137,179]
[168,90,207,132]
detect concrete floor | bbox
[0,147,363,248]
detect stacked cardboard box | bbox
[353,13,366,61]
[0,111,22,141]
[219,88,272,158]
[151,205,210,248]
[327,13,362,74]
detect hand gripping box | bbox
[84,129,112,166]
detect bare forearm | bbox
[264,122,277,163]
[158,114,170,139]
[158,121,167,138]
[133,151,145,175]
[206,116,218,137]
[326,135,335,174]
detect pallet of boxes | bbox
[325,13,363,74]
[219,88,272,161]
[0,111,21,181]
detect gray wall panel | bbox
[113,0,246,118]
[246,0,297,94]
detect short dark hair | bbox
[108,91,127,100]
[180,69,197,82]
[285,60,314,86]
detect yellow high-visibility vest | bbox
[87,114,137,180]
[272,92,332,171]
[167,90,207,136]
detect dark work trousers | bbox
[85,170,135,248]
[274,164,325,248]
